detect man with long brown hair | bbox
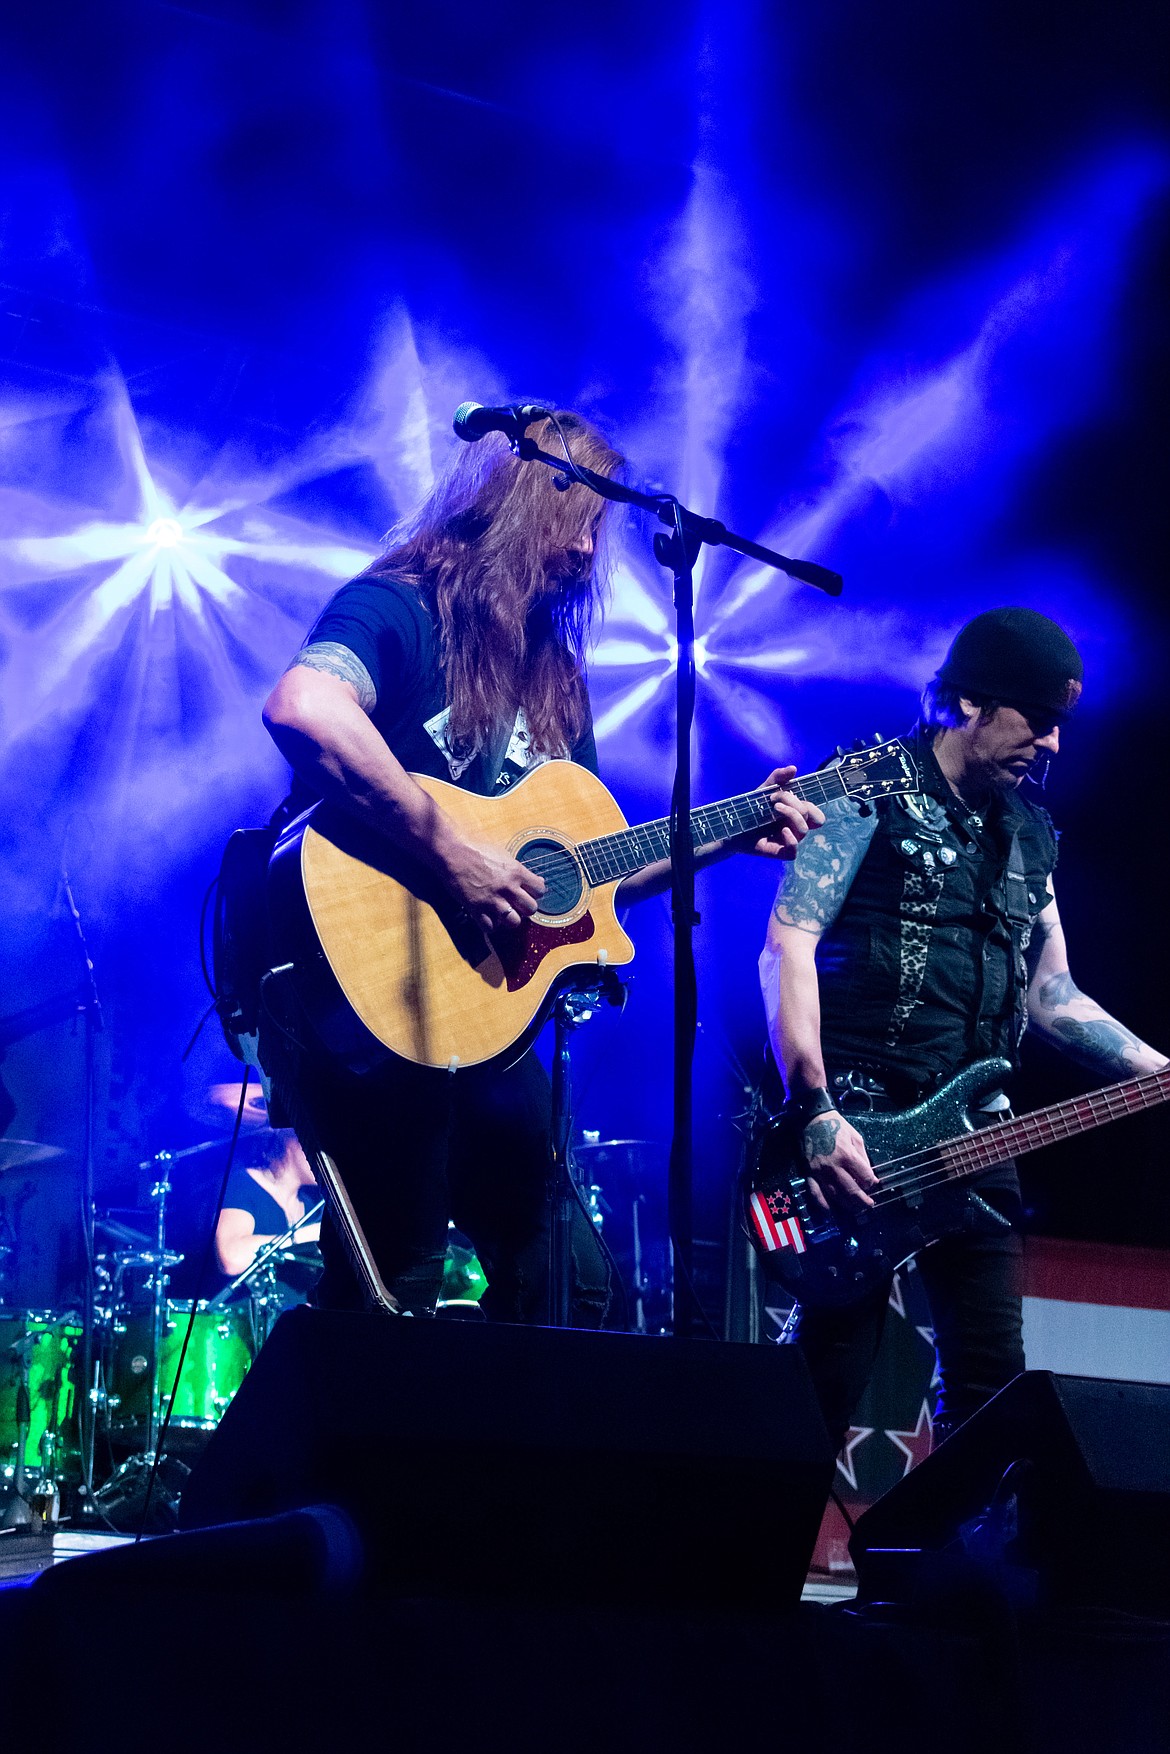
[263,408,820,1320]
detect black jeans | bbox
[790,1083,1025,1452]
[269,1039,610,1324]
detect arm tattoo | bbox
[803,1115,842,1161]
[772,797,877,934]
[290,642,377,713]
[1037,970,1080,1009]
[1049,1016,1146,1078]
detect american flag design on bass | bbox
[748,1185,806,1254]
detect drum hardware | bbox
[0,1311,82,1528]
[91,1151,189,1529]
[549,974,628,1328]
[207,1197,325,1345]
[571,1139,674,1334]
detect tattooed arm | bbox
[758,797,880,1211]
[263,643,545,935]
[1026,892,1167,1079]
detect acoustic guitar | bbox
[267,738,920,1072]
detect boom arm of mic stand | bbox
[509,438,843,596]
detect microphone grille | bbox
[452,401,483,440]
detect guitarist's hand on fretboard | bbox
[738,766,826,860]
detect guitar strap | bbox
[886,811,1035,1056]
[1002,829,1035,1045]
[886,856,947,1052]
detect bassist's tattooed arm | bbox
[768,796,878,934]
[760,796,877,1096]
[799,1109,878,1214]
[759,799,883,1215]
[758,796,880,1211]
[1027,893,1168,1079]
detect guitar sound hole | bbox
[517,839,584,917]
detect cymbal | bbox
[191,1081,272,1134]
[572,1139,660,1158]
[95,1214,152,1248]
[0,1139,66,1173]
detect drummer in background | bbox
[214,1128,321,1278]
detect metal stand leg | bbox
[547,978,626,1328]
[304,1146,399,1315]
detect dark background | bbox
[0,0,1167,1278]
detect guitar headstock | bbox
[835,737,920,802]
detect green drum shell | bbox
[0,1310,81,1476]
[108,1300,254,1435]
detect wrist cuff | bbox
[788,1087,838,1126]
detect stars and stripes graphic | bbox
[748,1186,806,1253]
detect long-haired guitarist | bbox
[261,409,820,1318]
[758,608,1166,1451]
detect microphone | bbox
[452,402,551,443]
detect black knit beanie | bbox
[936,607,1083,716]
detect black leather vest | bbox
[816,729,1057,1093]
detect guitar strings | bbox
[510,753,908,884]
[804,1075,1169,1211]
[508,781,855,883]
[873,1078,1167,1194]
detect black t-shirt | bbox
[222,1166,289,1234]
[301,574,598,798]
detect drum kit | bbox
[2,1082,672,1531]
[0,1114,326,1534]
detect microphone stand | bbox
[507,421,842,1338]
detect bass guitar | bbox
[745,1055,1170,1307]
[267,737,919,1072]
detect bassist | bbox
[759,608,1166,1449]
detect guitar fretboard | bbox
[938,1066,1170,1183]
[576,765,860,887]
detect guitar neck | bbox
[943,1066,1170,1181]
[575,766,853,887]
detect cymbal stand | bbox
[143,1157,172,1462]
[91,1155,185,1530]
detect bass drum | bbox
[107,1300,255,1446]
[0,1309,81,1479]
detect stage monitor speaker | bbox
[851,1371,1170,1616]
[180,1306,833,1610]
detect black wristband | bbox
[788,1087,838,1127]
